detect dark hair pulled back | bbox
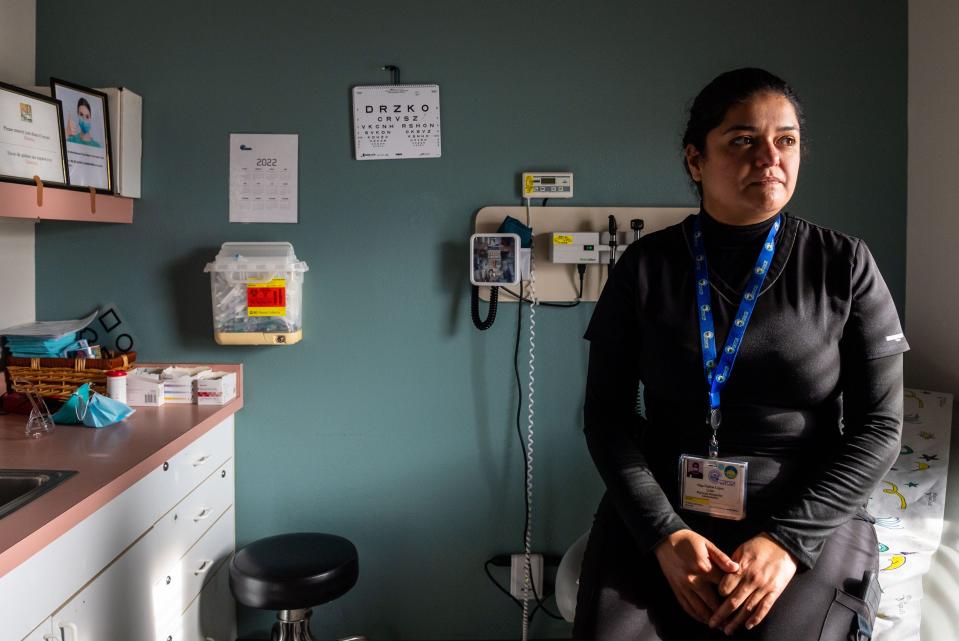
[682,68,805,190]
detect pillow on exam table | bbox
[920,522,959,641]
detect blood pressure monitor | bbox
[470,233,521,286]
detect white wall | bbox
[0,0,37,329]
[907,0,959,517]
[908,2,959,637]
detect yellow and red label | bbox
[247,278,287,317]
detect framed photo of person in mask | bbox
[50,78,114,194]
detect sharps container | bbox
[204,242,309,345]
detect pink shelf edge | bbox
[0,180,133,223]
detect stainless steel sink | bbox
[0,469,77,519]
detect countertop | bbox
[0,364,243,578]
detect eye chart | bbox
[352,84,441,160]
[229,133,298,223]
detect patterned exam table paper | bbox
[872,388,953,641]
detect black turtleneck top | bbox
[583,210,907,570]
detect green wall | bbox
[35,1,907,638]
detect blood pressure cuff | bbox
[498,216,533,248]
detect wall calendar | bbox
[352,84,441,160]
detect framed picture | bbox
[0,81,69,187]
[50,78,114,194]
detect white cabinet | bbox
[21,619,56,641]
[151,458,235,580]
[52,524,159,641]
[8,416,236,641]
[52,506,235,641]
[152,506,235,633]
[163,557,236,641]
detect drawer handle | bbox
[194,507,212,522]
[194,558,213,576]
[192,454,211,467]
[58,622,79,640]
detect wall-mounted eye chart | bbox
[352,84,441,160]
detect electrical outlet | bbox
[510,553,544,600]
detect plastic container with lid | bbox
[106,370,128,404]
[203,242,309,345]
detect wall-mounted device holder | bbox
[549,219,645,264]
[474,206,697,302]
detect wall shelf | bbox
[0,181,133,223]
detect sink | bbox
[0,469,77,519]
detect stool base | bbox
[272,609,315,641]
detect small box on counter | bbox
[160,366,213,404]
[196,371,237,406]
[127,368,165,406]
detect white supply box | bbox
[97,87,142,198]
[197,371,238,406]
[161,366,213,404]
[127,368,165,407]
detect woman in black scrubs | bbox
[573,68,907,641]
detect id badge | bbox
[679,454,748,520]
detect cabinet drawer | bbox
[153,506,235,631]
[151,458,234,578]
[162,564,235,641]
[53,527,159,641]
[162,417,233,504]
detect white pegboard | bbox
[474,206,697,302]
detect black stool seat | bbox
[230,532,359,611]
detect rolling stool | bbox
[230,532,361,641]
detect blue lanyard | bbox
[692,214,780,457]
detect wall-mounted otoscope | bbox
[607,215,618,270]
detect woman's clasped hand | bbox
[655,529,798,636]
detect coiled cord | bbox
[521,200,537,641]
[471,285,498,331]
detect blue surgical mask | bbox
[78,118,91,134]
[51,383,135,428]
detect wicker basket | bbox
[4,352,136,400]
